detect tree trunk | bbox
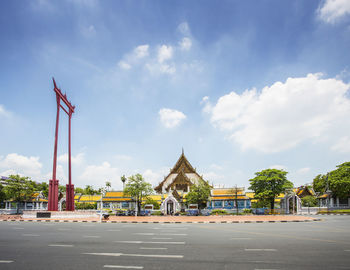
[270,199,275,210]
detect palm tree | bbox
[105,181,111,191]
[121,175,127,190]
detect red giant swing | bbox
[47,78,75,211]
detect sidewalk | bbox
[0,214,321,223]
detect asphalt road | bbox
[0,215,349,270]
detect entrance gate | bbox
[48,78,76,211]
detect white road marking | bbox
[0,260,13,263]
[139,247,167,250]
[84,253,183,258]
[22,234,40,237]
[83,235,100,238]
[107,230,121,232]
[49,244,74,247]
[152,237,172,240]
[104,265,143,269]
[134,233,155,235]
[231,238,252,240]
[345,250,350,252]
[12,227,24,230]
[153,227,187,230]
[245,249,277,251]
[160,233,187,236]
[115,241,185,245]
[254,269,279,270]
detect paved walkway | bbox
[0,214,320,223]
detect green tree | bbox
[84,185,95,195]
[75,187,84,194]
[328,162,350,199]
[186,181,211,212]
[4,175,35,214]
[301,195,317,207]
[123,174,153,216]
[313,174,327,194]
[0,183,7,205]
[105,181,112,191]
[249,169,293,210]
[142,197,160,210]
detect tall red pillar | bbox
[48,78,75,211]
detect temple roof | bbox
[154,150,204,193]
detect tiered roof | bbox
[154,150,205,193]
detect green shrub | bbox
[151,210,163,216]
[75,202,97,210]
[242,208,252,214]
[318,209,350,214]
[210,209,228,215]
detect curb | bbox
[0,219,321,224]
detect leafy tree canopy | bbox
[186,181,211,210]
[328,162,350,199]
[312,174,327,194]
[301,195,317,207]
[124,174,153,215]
[249,169,293,209]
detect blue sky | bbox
[1,0,350,190]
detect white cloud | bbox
[206,73,350,153]
[202,171,224,182]
[118,44,149,70]
[159,108,186,128]
[114,154,132,161]
[0,105,11,118]
[177,22,191,36]
[296,167,311,174]
[318,0,350,23]
[79,161,120,189]
[269,165,288,171]
[201,96,212,113]
[134,45,149,58]
[331,136,350,153]
[179,37,192,51]
[58,152,85,166]
[157,45,173,63]
[118,60,131,70]
[143,168,168,186]
[0,153,43,179]
[210,164,223,170]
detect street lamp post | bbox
[99,188,106,223]
[325,174,332,214]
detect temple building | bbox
[154,149,208,214]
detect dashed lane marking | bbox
[245,249,277,252]
[0,260,14,263]
[104,265,143,269]
[84,252,183,258]
[160,233,187,236]
[134,233,155,235]
[12,227,24,230]
[107,230,121,232]
[115,241,185,245]
[231,238,252,240]
[22,234,40,236]
[83,235,100,238]
[139,247,167,250]
[152,237,172,240]
[49,244,74,247]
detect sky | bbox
[1,0,350,191]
